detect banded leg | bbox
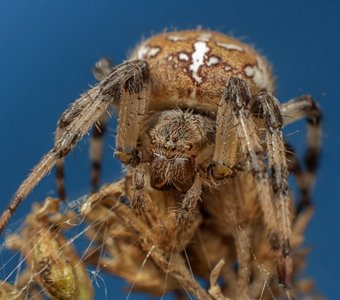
[56,59,114,199]
[0,60,150,235]
[217,77,284,286]
[281,95,322,212]
[90,114,109,193]
[284,142,309,216]
[90,58,115,192]
[129,163,151,214]
[115,62,151,165]
[175,175,203,232]
[253,92,292,287]
[55,95,95,200]
[210,80,239,178]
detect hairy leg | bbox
[0,60,149,235]
[210,79,239,179]
[284,142,309,216]
[114,63,151,165]
[252,92,292,287]
[218,77,284,286]
[90,114,109,192]
[175,175,203,232]
[55,58,115,199]
[281,95,322,212]
[129,163,151,214]
[90,58,115,192]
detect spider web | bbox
[0,179,317,300]
[0,123,317,300]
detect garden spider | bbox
[0,29,321,291]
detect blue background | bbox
[0,1,339,299]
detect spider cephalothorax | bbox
[146,109,215,191]
[0,30,322,296]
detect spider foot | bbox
[115,148,140,166]
[277,255,293,289]
[207,162,237,180]
[130,191,149,216]
[173,207,201,238]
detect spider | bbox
[0,30,321,290]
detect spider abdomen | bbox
[131,30,275,113]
